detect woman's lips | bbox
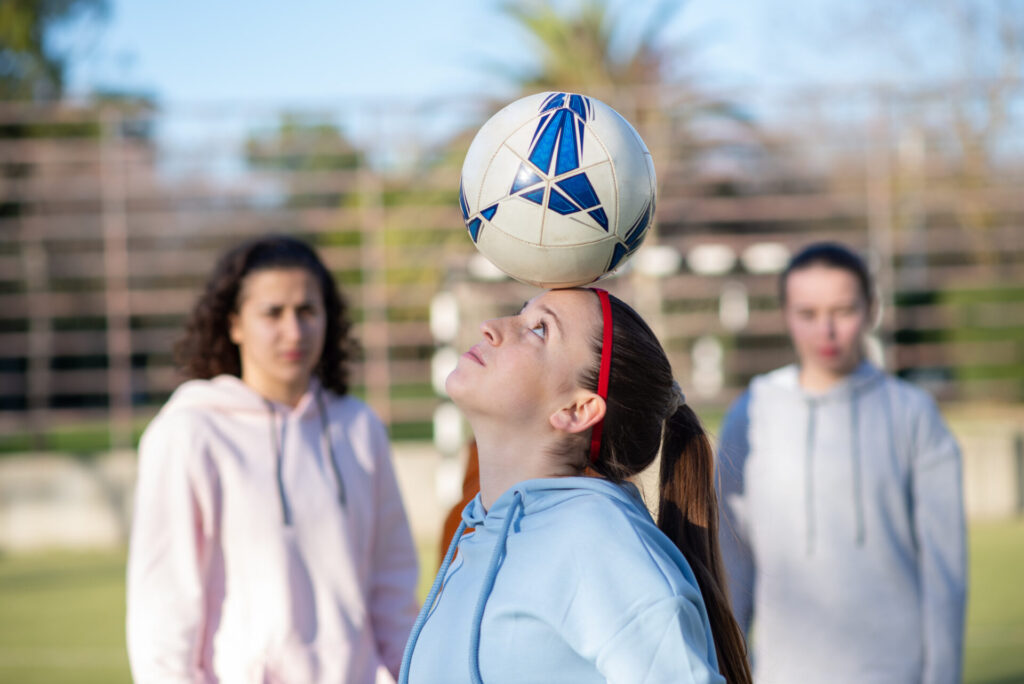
[463,346,485,366]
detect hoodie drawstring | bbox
[850,389,866,546]
[399,518,470,684]
[265,392,347,527]
[804,399,818,554]
[470,491,523,684]
[880,382,906,542]
[265,401,292,526]
[805,387,872,554]
[316,391,347,507]
[398,492,525,683]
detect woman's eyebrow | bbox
[536,304,564,338]
[517,301,564,337]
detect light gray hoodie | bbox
[717,361,966,684]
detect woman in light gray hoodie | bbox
[717,242,966,684]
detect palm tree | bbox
[498,0,679,98]
[494,0,755,204]
[0,0,109,101]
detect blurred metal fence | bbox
[1,84,1022,449]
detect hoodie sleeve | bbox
[126,410,217,683]
[366,415,419,678]
[715,390,756,636]
[909,393,967,684]
[596,596,725,684]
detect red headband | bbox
[588,288,613,463]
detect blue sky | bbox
[56,0,971,169]
[62,0,879,107]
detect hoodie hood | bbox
[164,374,325,418]
[400,473,725,683]
[128,374,418,682]
[461,476,646,529]
[163,374,345,524]
[762,360,885,401]
[401,477,650,684]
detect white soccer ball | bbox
[459,92,657,288]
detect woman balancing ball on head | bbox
[717,241,967,683]
[126,235,418,683]
[400,287,752,683]
[408,92,749,682]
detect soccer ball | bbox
[459,92,656,288]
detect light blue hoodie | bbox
[717,361,966,684]
[400,476,725,684]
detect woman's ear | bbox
[549,392,606,434]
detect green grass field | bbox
[1,520,1021,683]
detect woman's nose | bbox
[480,318,502,345]
[824,316,837,339]
[282,310,303,340]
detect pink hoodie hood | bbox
[172,375,347,525]
[165,374,317,414]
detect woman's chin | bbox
[444,372,472,407]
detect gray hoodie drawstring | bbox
[879,382,907,540]
[805,399,818,554]
[266,392,347,527]
[850,390,866,546]
[805,379,872,554]
[265,401,292,526]
[316,391,347,507]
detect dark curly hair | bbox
[173,234,355,395]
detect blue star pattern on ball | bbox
[509,93,609,231]
[609,194,654,271]
[459,92,614,246]
[460,179,492,243]
[459,90,656,287]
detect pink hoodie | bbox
[126,375,418,683]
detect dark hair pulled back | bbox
[780,241,873,306]
[579,292,751,684]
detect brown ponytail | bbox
[578,291,751,683]
[659,405,752,684]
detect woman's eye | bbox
[530,322,547,339]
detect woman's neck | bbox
[240,371,311,408]
[798,360,861,394]
[472,427,578,509]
